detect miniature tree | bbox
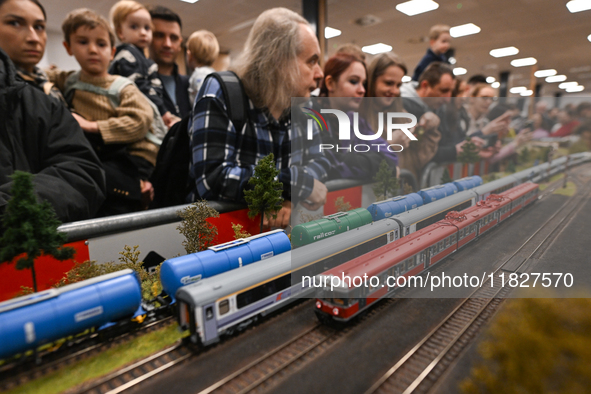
[0,171,74,292]
[372,160,399,200]
[457,137,481,164]
[402,182,414,195]
[177,200,219,254]
[461,296,591,394]
[506,160,516,173]
[232,223,251,239]
[244,153,284,233]
[440,168,453,184]
[518,147,531,164]
[334,196,351,212]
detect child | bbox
[412,24,451,82]
[51,8,157,216]
[109,0,174,127]
[186,30,219,105]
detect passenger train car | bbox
[176,182,539,346]
[314,182,539,322]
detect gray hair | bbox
[232,8,308,115]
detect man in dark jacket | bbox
[0,48,106,224]
[148,6,191,119]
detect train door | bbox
[202,303,218,344]
[422,250,428,269]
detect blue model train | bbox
[160,230,291,302]
[367,176,482,222]
[0,270,142,360]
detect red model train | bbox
[314,182,539,323]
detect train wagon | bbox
[291,208,373,248]
[160,230,290,302]
[0,270,142,360]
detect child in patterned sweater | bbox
[108,0,176,127]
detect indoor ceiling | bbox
[46,0,591,97]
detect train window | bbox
[206,306,214,320]
[236,274,291,309]
[451,234,456,243]
[219,299,230,315]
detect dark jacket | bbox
[412,48,448,82]
[0,49,106,223]
[109,43,168,116]
[158,64,191,118]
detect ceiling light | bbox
[486,76,496,83]
[511,57,537,67]
[489,46,519,58]
[510,87,527,94]
[491,82,500,88]
[402,76,412,82]
[180,0,198,3]
[448,57,457,65]
[559,82,579,89]
[566,0,591,13]
[534,69,557,78]
[362,43,393,55]
[520,90,533,97]
[566,85,585,92]
[325,27,341,39]
[453,67,467,76]
[588,34,591,42]
[546,75,567,83]
[450,23,481,38]
[396,0,439,16]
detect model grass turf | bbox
[4,324,188,394]
[552,181,576,197]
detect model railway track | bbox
[365,174,591,394]
[0,316,174,392]
[72,342,191,394]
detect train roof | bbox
[500,182,539,199]
[391,190,476,227]
[176,218,400,305]
[0,269,135,313]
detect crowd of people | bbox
[1,1,590,229]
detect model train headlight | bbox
[316,301,322,309]
[332,307,339,316]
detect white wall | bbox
[38,29,79,71]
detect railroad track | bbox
[365,172,591,394]
[70,342,191,394]
[0,316,174,392]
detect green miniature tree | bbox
[440,168,453,184]
[244,153,284,233]
[372,160,399,200]
[232,223,251,239]
[177,200,219,254]
[0,171,74,292]
[506,161,516,173]
[518,147,530,164]
[334,196,351,213]
[458,137,481,164]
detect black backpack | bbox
[150,71,250,208]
